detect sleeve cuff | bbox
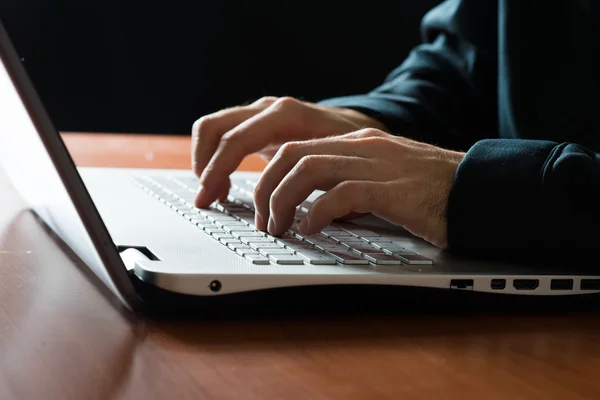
[447,139,559,256]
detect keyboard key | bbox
[274,236,303,246]
[220,203,247,211]
[190,217,212,224]
[321,224,345,232]
[227,242,248,251]
[259,248,294,257]
[199,209,224,217]
[338,239,367,248]
[347,242,379,255]
[303,234,333,246]
[298,202,312,212]
[220,238,241,246]
[204,227,225,235]
[274,233,301,244]
[280,240,314,252]
[245,254,270,265]
[287,226,306,239]
[347,229,380,238]
[240,237,274,245]
[207,215,238,223]
[237,216,257,226]
[212,233,234,241]
[363,253,402,265]
[215,221,247,228]
[369,241,396,250]
[382,248,415,256]
[236,248,258,256]
[296,251,337,265]
[329,235,356,243]
[392,254,434,265]
[334,224,380,238]
[326,250,369,265]
[224,226,256,233]
[230,230,265,239]
[314,243,348,252]
[268,254,304,265]
[249,242,282,251]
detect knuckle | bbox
[271,96,298,110]
[295,155,319,174]
[355,128,384,138]
[337,180,360,195]
[253,96,278,107]
[360,136,392,148]
[277,141,301,158]
[220,129,242,144]
[192,116,214,137]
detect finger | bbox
[217,177,231,203]
[266,155,388,235]
[253,134,396,228]
[196,98,306,207]
[299,180,393,234]
[191,97,278,178]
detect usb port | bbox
[513,279,539,290]
[450,279,473,290]
[581,279,600,290]
[490,279,506,290]
[551,279,573,291]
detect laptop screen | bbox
[0,20,140,310]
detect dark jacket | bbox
[321,0,600,256]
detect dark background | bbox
[1,1,440,134]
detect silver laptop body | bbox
[1,20,598,312]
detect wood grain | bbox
[61,132,267,171]
[1,133,600,400]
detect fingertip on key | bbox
[194,186,212,208]
[267,216,277,235]
[255,213,265,231]
[298,217,310,234]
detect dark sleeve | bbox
[448,140,600,256]
[319,0,499,151]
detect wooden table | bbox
[1,133,600,400]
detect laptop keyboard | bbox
[133,176,433,267]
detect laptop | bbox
[1,20,599,313]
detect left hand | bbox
[253,128,466,249]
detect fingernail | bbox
[267,216,277,234]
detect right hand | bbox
[192,96,388,229]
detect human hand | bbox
[253,129,466,248]
[191,96,388,207]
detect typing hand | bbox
[253,129,466,249]
[192,96,387,213]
